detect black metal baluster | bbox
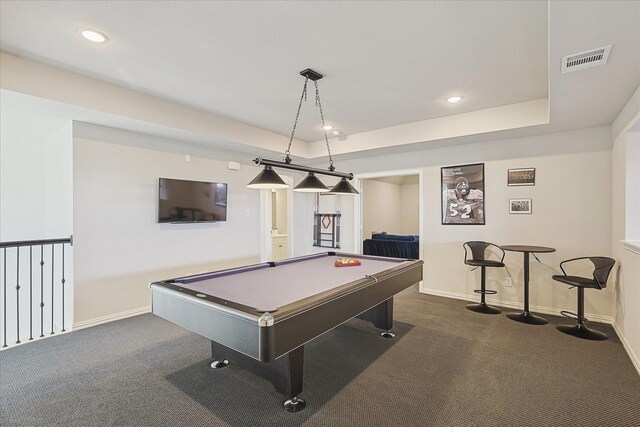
[0,237,72,347]
[3,247,6,348]
[16,247,21,344]
[50,244,55,335]
[29,245,33,340]
[40,245,44,338]
[61,244,66,332]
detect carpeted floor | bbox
[1,286,639,427]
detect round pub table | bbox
[501,245,556,325]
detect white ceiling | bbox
[0,1,639,157]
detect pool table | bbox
[150,251,423,412]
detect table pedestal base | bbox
[466,303,501,315]
[557,324,607,341]
[507,311,548,325]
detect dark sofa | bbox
[363,233,419,260]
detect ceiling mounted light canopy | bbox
[247,68,358,195]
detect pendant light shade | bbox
[293,172,329,192]
[328,177,360,194]
[246,166,289,189]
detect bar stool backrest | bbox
[589,257,616,289]
[466,241,489,261]
[463,241,504,264]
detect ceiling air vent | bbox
[561,45,612,74]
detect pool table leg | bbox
[210,341,306,412]
[357,297,395,338]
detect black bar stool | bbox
[552,256,615,340]
[463,241,505,314]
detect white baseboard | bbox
[613,322,640,377]
[419,287,614,324]
[73,306,151,331]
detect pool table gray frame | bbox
[150,252,423,404]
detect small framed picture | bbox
[508,168,535,186]
[509,198,532,214]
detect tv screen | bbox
[158,178,227,223]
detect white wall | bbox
[611,85,640,374]
[0,91,73,241]
[362,180,402,238]
[72,137,262,325]
[0,91,74,344]
[361,180,418,238]
[624,132,640,241]
[342,126,614,321]
[400,183,419,235]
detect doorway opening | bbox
[260,174,294,262]
[353,169,424,276]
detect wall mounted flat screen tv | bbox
[158,178,227,223]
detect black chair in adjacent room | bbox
[552,256,616,341]
[463,241,505,314]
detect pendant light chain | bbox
[285,77,309,162]
[248,68,358,194]
[314,81,335,171]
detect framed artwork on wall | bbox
[509,198,532,214]
[441,163,485,225]
[507,168,536,186]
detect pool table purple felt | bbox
[150,251,423,412]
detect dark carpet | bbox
[1,286,639,427]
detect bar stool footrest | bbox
[473,289,497,295]
[560,310,586,321]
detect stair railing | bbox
[1,236,73,348]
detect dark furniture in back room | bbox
[552,256,616,341]
[363,233,419,260]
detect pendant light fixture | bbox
[293,172,329,193]
[246,68,359,195]
[246,165,289,189]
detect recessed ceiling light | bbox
[79,29,108,43]
[332,131,341,136]
[322,125,333,130]
[446,96,463,103]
